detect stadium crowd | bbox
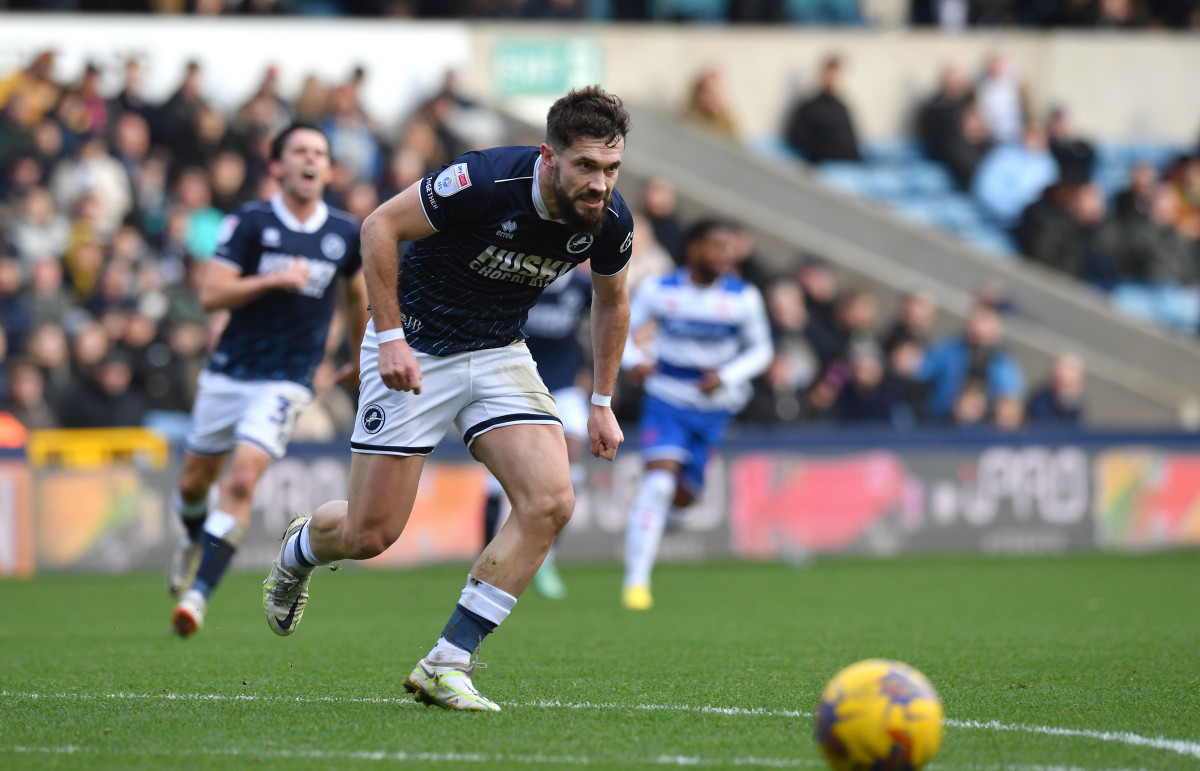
[1,0,1197,28]
[0,47,1100,444]
[766,48,1200,302]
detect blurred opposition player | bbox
[169,122,368,637]
[481,264,593,600]
[262,86,633,711]
[621,219,773,610]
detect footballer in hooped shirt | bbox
[262,87,634,712]
[169,122,368,637]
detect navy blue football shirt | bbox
[206,196,362,389]
[523,269,592,392]
[403,145,633,356]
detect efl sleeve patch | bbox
[433,163,472,197]
[216,215,239,246]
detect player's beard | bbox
[552,166,608,235]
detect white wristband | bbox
[376,327,405,344]
[590,393,612,408]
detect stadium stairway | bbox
[608,109,1200,427]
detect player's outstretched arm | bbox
[588,268,631,461]
[199,257,310,312]
[360,182,437,394]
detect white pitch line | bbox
[2,691,1197,762]
[5,744,825,768]
[0,744,1153,770]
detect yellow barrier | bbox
[26,428,170,470]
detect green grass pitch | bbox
[2,552,1198,770]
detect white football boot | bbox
[172,589,207,637]
[403,657,501,712]
[262,516,312,636]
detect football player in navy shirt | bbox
[170,122,368,637]
[263,86,633,712]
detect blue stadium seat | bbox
[816,162,875,197]
[1110,283,1161,325]
[902,161,955,196]
[863,139,924,165]
[748,134,800,161]
[654,0,730,20]
[1156,285,1200,332]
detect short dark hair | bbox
[545,85,631,151]
[684,218,731,246]
[270,121,329,161]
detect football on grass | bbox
[814,658,944,770]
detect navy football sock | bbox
[191,534,237,599]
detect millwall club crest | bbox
[566,233,594,254]
[361,404,385,434]
[321,233,346,259]
[262,227,281,247]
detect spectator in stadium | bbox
[917,62,983,185]
[1114,161,1158,221]
[626,212,675,294]
[109,57,153,124]
[260,87,632,713]
[1015,177,1076,257]
[882,289,937,356]
[0,255,34,353]
[168,121,368,641]
[916,302,1024,422]
[1026,352,1086,426]
[793,254,840,362]
[681,66,741,144]
[170,166,225,260]
[621,218,772,611]
[1028,182,1125,290]
[321,83,383,183]
[744,278,819,424]
[59,348,148,429]
[1046,106,1095,184]
[27,322,72,411]
[972,122,1059,230]
[833,340,901,425]
[974,51,1027,146]
[782,55,862,163]
[0,51,61,130]
[0,357,57,430]
[1119,185,1196,285]
[157,61,208,166]
[640,176,685,265]
[883,337,927,426]
[10,186,69,266]
[48,134,133,240]
[24,257,73,327]
[69,63,109,138]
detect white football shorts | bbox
[352,321,562,457]
[185,370,314,460]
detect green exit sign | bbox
[493,40,603,97]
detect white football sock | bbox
[623,468,676,589]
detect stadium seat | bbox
[1156,285,1200,332]
[862,139,924,165]
[1110,283,1161,325]
[816,162,876,197]
[654,0,730,20]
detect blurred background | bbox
[1,1,1198,578]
